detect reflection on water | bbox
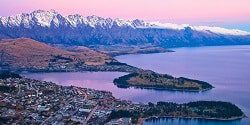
[116,45,250,125]
[143,117,242,125]
[24,45,250,125]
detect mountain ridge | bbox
[1,10,250,48]
[0,10,249,35]
[0,38,111,68]
[0,38,140,72]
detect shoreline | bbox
[117,84,214,92]
[0,63,141,74]
[113,44,250,58]
[110,49,174,57]
[139,115,246,124]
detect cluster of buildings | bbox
[0,77,142,124]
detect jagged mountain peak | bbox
[0,9,250,36]
[0,9,64,28]
[30,9,59,15]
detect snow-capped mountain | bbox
[0,10,149,28]
[148,22,250,36]
[1,10,250,47]
[1,10,249,35]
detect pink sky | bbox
[1,0,250,24]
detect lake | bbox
[24,45,250,125]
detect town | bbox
[0,75,139,124]
[0,72,245,125]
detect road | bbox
[83,105,98,125]
[17,84,21,95]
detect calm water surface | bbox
[24,45,250,125]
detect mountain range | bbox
[1,10,250,48]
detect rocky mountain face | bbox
[1,10,250,48]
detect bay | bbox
[24,45,250,125]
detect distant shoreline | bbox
[141,115,246,124]
[110,49,174,57]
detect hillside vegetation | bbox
[114,71,213,91]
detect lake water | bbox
[24,45,250,125]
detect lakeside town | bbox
[0,72,245,125]
[1,1,250,124]
[0,74,139,124]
